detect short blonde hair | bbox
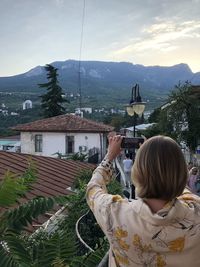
[132,135,188,200]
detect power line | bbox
[78,0,86,110]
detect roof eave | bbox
[13,129,113,133]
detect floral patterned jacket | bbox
[86,157,200,267]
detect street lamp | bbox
[125,84,146,199]
[125,84,146,137]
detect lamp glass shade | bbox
[126,106,135,116]
[133,104,145,115]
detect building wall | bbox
[20,132,106,158]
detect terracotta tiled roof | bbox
[0,151,95,232]
[12,114,114,133]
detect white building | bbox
[13,114,114,162]
[0,136,21,152]
[23,100,33,110]
[122,123,156,137]
[75,107,92,114]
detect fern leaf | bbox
[0,230,32,267]
[31,229,76,267]
[4,197,56,231]
[0,161,37,208]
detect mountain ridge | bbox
[0,60,199,97]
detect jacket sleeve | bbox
[86,156,124,235]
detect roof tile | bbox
[12,114,114,133]
[0,151,95,232]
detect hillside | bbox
[0,60,200,110]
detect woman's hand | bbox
[107,135,123,161]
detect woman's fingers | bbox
[107,135,123,161]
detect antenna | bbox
[78,0,86,111]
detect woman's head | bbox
[132,135,188,200]
[190,167,198,176]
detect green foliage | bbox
[148,108,161,123]
[0,163,76,267]
[70,243,109,267]
[168,82,200,151]
[144,108,174,139]
[147,82,200,150]
[61,169,122,261]
[53,152,88,162]
[72,169,94,189]
[103,114,126,131]
[67,152,88,162]
[29,229,76,267]
[0,161,37,207]
[0,160,123,266]
[0,107,42,136]
[0,230,32,267]
[5,197,55,231]
[39,64,67,118]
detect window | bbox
[66,136,74,154]
[35,134,43,152]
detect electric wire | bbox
[78,0,86,110]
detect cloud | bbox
[54,0,64,6]
[111,19,200,57]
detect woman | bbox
[188,167,198,194]
[86,135,200,267]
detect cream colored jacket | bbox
[86,159,200,267]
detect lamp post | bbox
[126,84,146,137]
[125,84,145,199]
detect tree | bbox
[168,82,200,152]
[39,64,67,118]
[0,161,76,267]
[0,162,122,266]
[147,82,200,151]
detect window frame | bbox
[35,134,43,152]
[66,135,74,154]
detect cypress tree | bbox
[39,64,66,118]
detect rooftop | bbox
[0,151,95,231]
[12,114,114,133]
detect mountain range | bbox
[0,60,200,103]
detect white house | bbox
[75,107,92,114]
[0,135,21,152]
[12,114,114,161]
[23,100,33,110]
[121,123,156,137]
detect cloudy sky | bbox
[1,0,200,76]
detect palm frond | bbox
[5,197,55,231]
[30,229,76,267]
[0,171,27,207]
[0,230,32,267]
[0,161,37,208]
[70,244,108,267]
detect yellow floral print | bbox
[114,227,128,239]
[133,234,153,252]
[88,200,94,210]
[157,253,166,267]
[163,201,173,209]
[168,237,185,252]
[87,187,98,199]
[133,234,166,267]
[118,239,130,251]
[112,195,123,202]
[143,244,152,253]
[113,227,130,262]
[115,252,130,265]
[133,234,141,247]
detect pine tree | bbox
[39,64,66,118]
